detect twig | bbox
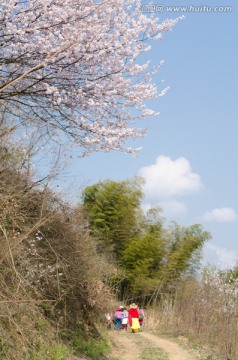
[0,225,23,284]
[0,43,73,93]
[0,299,56,304]
[0,213,55,265]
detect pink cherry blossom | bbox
[0,0,182,156]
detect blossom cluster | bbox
[0,0,181,155]
[23,231,64,288]
[199,267,238,316]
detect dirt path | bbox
[139,332,190,360]
[108,330,197,360]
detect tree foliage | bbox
[121,233,166,293]
[82,179,211,300]
[161,223,211,285]
[82,178,143,257]
[0,0,180,155]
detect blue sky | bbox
[46,0,237,269]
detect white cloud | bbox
[202,207,238,223]
[138,155,202,199]
[204,243,237,268]
[160,200,187,215]
[141,200,187,217]
[158,200,188,216]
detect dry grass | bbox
[0,121,114,358]
[147,277,238,360]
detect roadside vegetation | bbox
[1,118,238,359]
[144,268,238,359]
[179,268,238,359]
[0,120,114,359]
[140,348,169,360]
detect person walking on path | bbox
[114,306,123,330]
[121,307,128,331]
[138,306,145,331]
[128,303,140,333]
[105,311,114,329]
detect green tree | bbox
[120,220,211,300]
[81,178,143,258]
[121,232,166,296]
[82,179,211,302]
[162,223,211,285]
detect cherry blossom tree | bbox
[0,0,180,156]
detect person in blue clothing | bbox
[114,306,122,330]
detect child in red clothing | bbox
[128,303,140,332]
